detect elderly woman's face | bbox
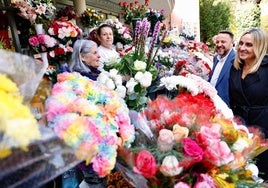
[81,45,100,68]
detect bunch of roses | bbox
[118,74,268,187]
[118,0,149,25]
[28,34,56,53]
[48,19,82,44]
[11,0,56,24]
[47,19,81,64]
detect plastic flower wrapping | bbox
[0,73,40,159]
[0,50,81,187]
[0,50,44,157]
[45,72,135,177]
[117,73,268,187]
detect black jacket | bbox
[229,55,268,136]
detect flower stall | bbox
[1,1,268,187]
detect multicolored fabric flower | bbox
[45,72,135,177]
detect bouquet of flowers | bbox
[11,0,56,24]
[47,18,81,65]
[80,8,104,28]
[0,74,40,159]
[48,18,82,44]
[118,73,268,187]
[102,18,164,111]
[174,51,212,81]
[119,0,149,25]
[45,72,135,177]
[28,34,57,53]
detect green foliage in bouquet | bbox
[103,18,164,111]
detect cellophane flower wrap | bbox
[45,72,135,177]
[118,73,268,187]
[0,50,48,159]
[0,74,40,159]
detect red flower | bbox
[133,150,157,178]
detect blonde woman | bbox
[229,28,268,180]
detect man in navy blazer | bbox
[208,30,236,107]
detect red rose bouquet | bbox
[118,73,268,188]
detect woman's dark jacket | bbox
[229,55,268,136]
[229,55,268,180]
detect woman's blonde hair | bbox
[234,28,268,73]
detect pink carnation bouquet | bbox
[28,34,56,53]
[45,72,135,177]
[118,73,268,187]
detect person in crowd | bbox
[96,24,120,70]
[229,28,268,181]
[208,30,236,106]
[63,39,106,188]
[69,39,101,81]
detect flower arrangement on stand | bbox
[118,73,268,188]
[118,0,149,25]
[45,72,135,177]
[46,18,82,82]
[11,0,56,25]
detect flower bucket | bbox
[40,52,48,65]
[35,24,44,34]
